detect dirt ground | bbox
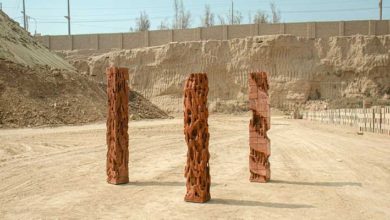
[0,114,389,219]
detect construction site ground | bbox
[0,114,389,219]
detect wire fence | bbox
[303,106,390,135]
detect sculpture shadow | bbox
[127,181,184,187]
[271,123,290,126]
[270,179,362,187]
[209,198,313,209]
[126,181,219,187]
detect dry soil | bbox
[0,114,389,219]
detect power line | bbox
[281,6,390,14]
[73,23,127,31]
[29,6,390,24]
[2,2,228,11]
[35,16,174,24]
[4,1,390,35]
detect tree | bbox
[173,0,179,29]
[218,15,226,25]
[173,0,191,29]
[270,2,281,23]
[135,11,150,31]
[253,10,269,24]
[226,6,243,24]
[159,19,170,30]
[201,4,214,27]
[179,0,191,28]
[233,10,243,24]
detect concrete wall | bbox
[36,20,390,51]
[258,23,282,35]
[202,26,223,40]
[316,22,339,38]
[150,30,171,46]
[285,23,307,37]
[49,35,72,50]
[173,29,198,42]
[228,24,252,39]
[123,32,144,49]
[345,21,369,35]
[73,34,98,50]
[98,33,122,49]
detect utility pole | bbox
[231,0,234,24]
[27,15,37,35]
[379,0,383,20]
[64,0,71,35]
[22,0,27,30]
[230,0,234,24]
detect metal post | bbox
[67,0,71,35]
[379,0,383,20]
[22,0,26,30]
[64,0,71,35]
[231,1,234,24]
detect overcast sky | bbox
[1,0,389,35]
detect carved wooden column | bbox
[106,66,129,184]
[183,73,211,203]
[248,72,271,183]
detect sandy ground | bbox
[0,114,389,219]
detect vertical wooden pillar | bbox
[106,66,129,184]
[183,73,211,203]
[248,72,271,183]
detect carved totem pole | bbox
[106,66,129,184]
[248,72,271,183]
[183,73,211,203]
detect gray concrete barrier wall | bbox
[123,32,144,49]
[228,24,252,39]
[173,28,198,42]
[36,20,390,51]
[73,34,98,50]
[150,30,171,46]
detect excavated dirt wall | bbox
[63,34,390,113]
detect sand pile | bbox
[63,34,390,113]
[0,12,73,70]
[128,90,171,120]
[0,61,106,128]
[0,11,169,128]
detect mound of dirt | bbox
[128,90,171,120]
[0,11,169,128]
[97,82,171,120]
[0,12,74,70]
[0,61,107,128]
[0,61,170,128]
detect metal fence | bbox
[303,106,390,135]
